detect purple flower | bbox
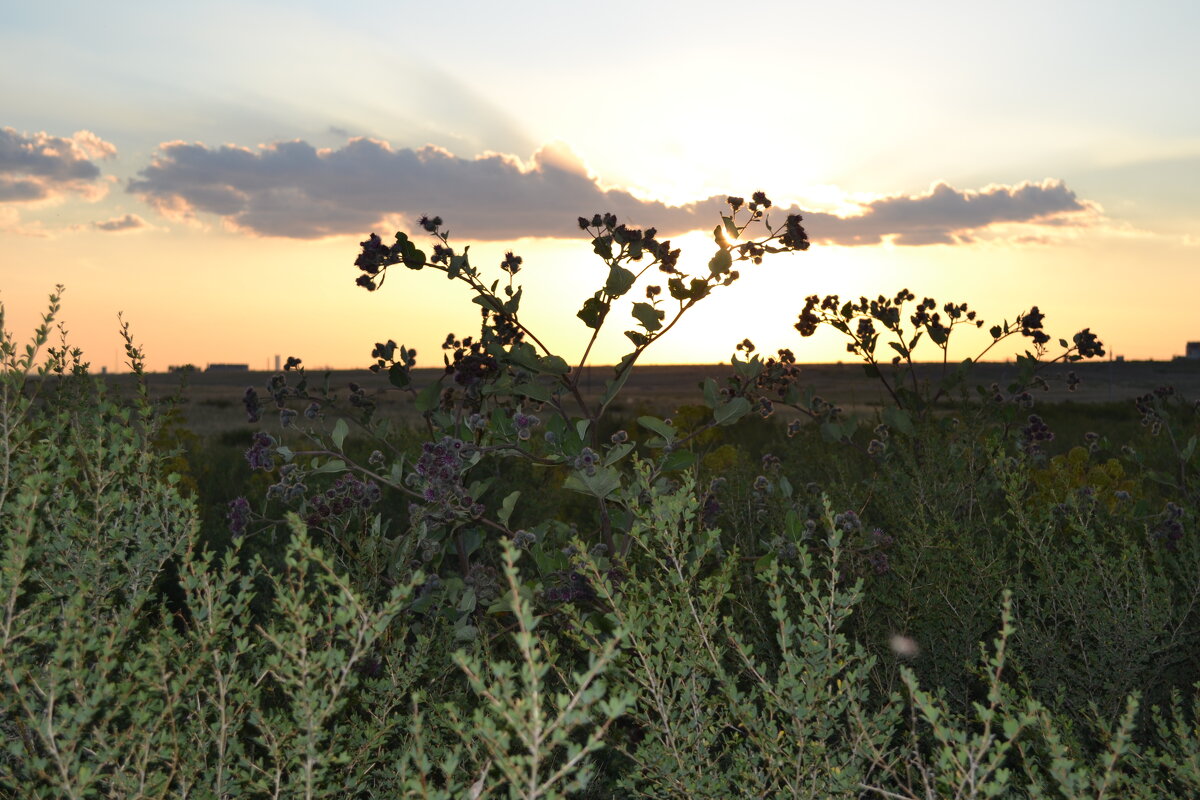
[227,496,251,537]
[245,432,275,471]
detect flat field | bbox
[96,358,1200,437]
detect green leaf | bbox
[637,415,676,440]
[505,342,540,371]
[472,294,503,313]
[713,397,750,426]
[624,330,649,347]
[415,380,442,413]
[577,293,610,329]
[403,246,426,269]
[882,406,915,436]
[515,381,553,402]
[1183,436,1197,463]
[603,442,634,466]
[708,248,732,276]
[503,285,523,314]
[777,475,793,499]
[331,418,349,450]
[388,362,410,388]
[701,377,718,409]
[312,458,347,474]
[605,265,636,297]
[461,528,483,557]
[722,214,739,241]
[458,587,477,613]
[631,302,665,333]
[600,353,637,408]
[563,467,622,499]
[537,354,570,374]
[498,491,520,527]
[660,448,696,472]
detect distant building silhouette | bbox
[205,363,249,372]
[1187,342,1200,360]
[168,364,197,373]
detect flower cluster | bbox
[512,410,541,441]
[834,509,863,534]
[573,447,600,476]
[266,464,308,505]
[1020,306,1050,346]
[443,334,501,393]
[243,387,261,423]
[245,432,275,471]
[1151,501,1185,550]
[1134,388,1173,435]
[368,338,417,376]
[1022,414,1055,455]
[407,436,482,522]
[866,527,895,575]
[227,496,250,536]
[1073,328,1105,358]
[302,474,382,528]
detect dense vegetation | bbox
[2,197,1199,798]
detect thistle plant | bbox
[725,289,1107,451]
[239,194,812,634]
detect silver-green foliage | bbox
[570,460,898,797]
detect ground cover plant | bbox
[2,194,1199,797]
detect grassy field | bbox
[98,358,1200,437]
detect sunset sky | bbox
[3,1,1198,372]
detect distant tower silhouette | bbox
[275,354,281,371]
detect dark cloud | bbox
[127,136,1096,244]
[128,137,715,239]
[92,213,148,232]
[0,127,116,204]
[802,181,1093,246]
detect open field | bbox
[93,358,1200,437]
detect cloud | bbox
[92,213,149,232]
[127,136,1098,244]
[128,137,717,239]
[0,127,117,205]
[802,180,1096,246]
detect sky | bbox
[2,0,1198,372]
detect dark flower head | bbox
[500,251,523,275]
[227,497,251,537]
